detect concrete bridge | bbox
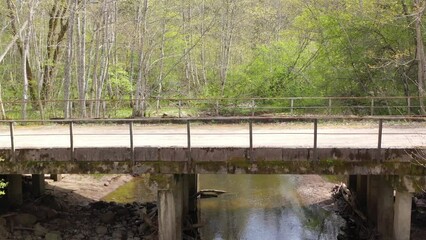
[1,116,426,240]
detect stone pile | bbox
[0,195,158,240]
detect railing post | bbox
[370,99,374,116]
[249,120,253,161]
[129,121,134,162]
[178,100,182,118]
[407,97,411,115]
[290,98,294,115]
[251,99,255,117]
[378,119,383,150]
[328,98,332,115]
[9,122,15,161]
[187,120,191,161]
[69,121,74,161]
[313,119,318,160]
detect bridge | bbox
[1,116,425,240]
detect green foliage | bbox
[109,64,132,98]
[0,179,7,196]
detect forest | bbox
[1,0,426,119]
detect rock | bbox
[0,217,6,226]
[45,231,62,240]
[34,223,48,237]
[100,211,115,224]
[44,206,59,219]
[0,224,11,238]
[13,213,37,227]
[138,223,148,234]
[112,229,123,239]
[96,226,108,235]
[116,208,129,217]
[73,234,85,240]
[41,195,66,211]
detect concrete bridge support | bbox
[158,174,198,240]
[6,174,23,207]
[393,191,412,240]
[349,175,413,240]
[31,174,45,197]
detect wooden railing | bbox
[0,96,425,120]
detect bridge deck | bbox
[1,123,425,148]
[0,120,425,175]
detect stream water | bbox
[103,174,345,240]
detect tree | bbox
[413,0,426,114]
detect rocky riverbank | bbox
[0,174,162,240]
[0,197,158,240]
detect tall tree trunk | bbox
[64,0,76,119]
[41,1,69,102]
[200,0,208,85]
[157,0,167,102]
[22,0,38,119]
[6,0,37,104]
[219,0,236,97]
[77,0,87,118]
[133,0,148,117]
[414,0,426,114]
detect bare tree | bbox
[219,0,237,96]
[22,2,34,119]
[64,0,77,119]
[133,0,149,117]
[414,0,426,114]
[77,0,87,117]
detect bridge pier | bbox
[393,190,412,240]
[31,174,45,197]
[349,175,413,240]
[158,174,198,240]
[50,174,62,182]
[6,174,23,207]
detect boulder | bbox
[13,213,37,227]
[96,226,108,235]
[34,223,48,237]
[45,231,62,240]
[100,211,115,224]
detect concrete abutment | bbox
[349,175,414,240]
[157,174,198,240]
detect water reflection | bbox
[102,174,344,240]
[199,174,344,240]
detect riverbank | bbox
[0,174,161,240]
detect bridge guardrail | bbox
[0,96,425,120]
[3,116,426,162]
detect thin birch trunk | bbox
[64,0,76,119]
[77,0,87,118]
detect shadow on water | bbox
[104,174,345,240]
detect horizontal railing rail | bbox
[0,96,425,120]
[3,116,426,162]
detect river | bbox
[103,174,345,240]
